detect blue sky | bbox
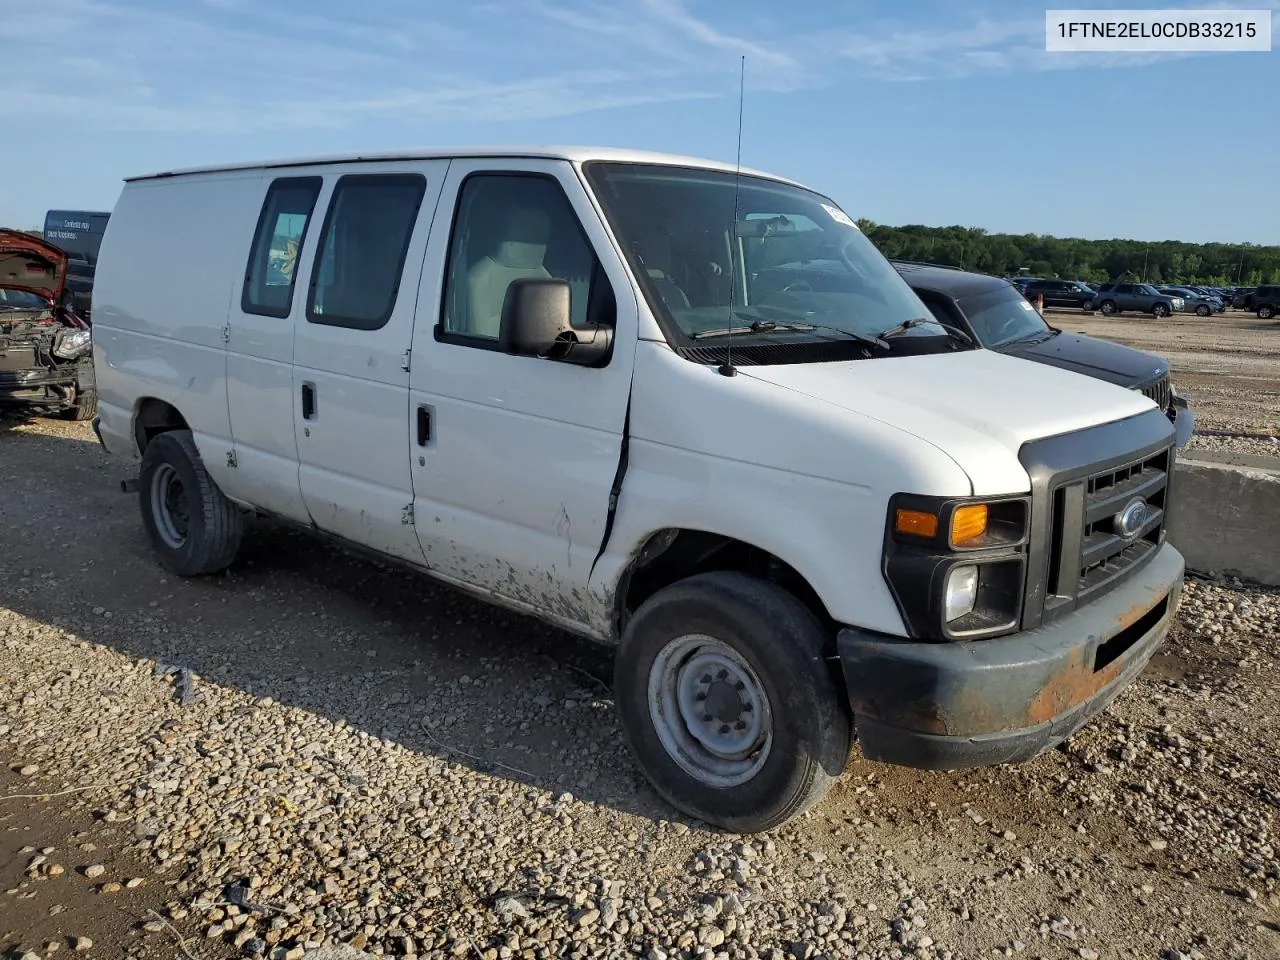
[2,0,1277,243]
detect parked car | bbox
[1091,282,1184,317]
[1232,287,1257,309]
[0,229,96,419]
[91,146,1185,832]
[896,262,1193,446]
[1253,284,1280,319]
[1021,278,1097,310]
[1156,286,1220,316]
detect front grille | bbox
[1137,373,1171,413]
[1076,448,1168,597]
[1017,410,1176,629]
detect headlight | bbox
[52,328,91,360]
[944,566,978,621]
[884,494,1030,640]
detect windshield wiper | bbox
[693,316,889,351]
[877,316,974,346]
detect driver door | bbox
[406,158,639,635]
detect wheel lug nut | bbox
[734,681,745,691]
[716,669,728,680]
[699,674,711,684]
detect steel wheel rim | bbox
[150,463,189,550]
[648,634,773,787]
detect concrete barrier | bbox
[1167,457,1280,586]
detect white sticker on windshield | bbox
[820,203,858,228]
[1019,300,1035,311]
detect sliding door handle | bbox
[416,405,431,446]
[301,381,317,420]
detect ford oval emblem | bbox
[1114,497,1148,539]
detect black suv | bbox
[1252,285,1279,320]
[893,262,1193,446]
[1021,278,1096,310]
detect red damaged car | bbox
[0,229,96,420]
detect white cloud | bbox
[1,0,1264,134]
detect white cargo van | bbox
[91,147,1184,832]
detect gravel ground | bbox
[2,417,1279,960]
[1052,310,1280,459]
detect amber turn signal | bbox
[950,504,989,545]
[894,508,939,538]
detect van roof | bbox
[125,145,803,187]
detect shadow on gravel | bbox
[0,417,692,828]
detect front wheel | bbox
[139,430,244,577]
[614,571,851,833]
[1259,305,1276,320]
[60,387,98,421]
[1195,304,1211,317]
[1152,303,1171,318]
[1099,300,1117,315]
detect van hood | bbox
[0,229,67,303]
[738,349,1157,495]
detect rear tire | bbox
[1259,305,1275,320]
[1099,300,1117,315]
[139,430,243,577]
[613,571,851,833]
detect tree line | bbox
[857,221,1279,286]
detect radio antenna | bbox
[718,55,746,378]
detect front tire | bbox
[1195,304,1211,317]
[1153,303,1171,318]
[139,430,243,577]
[61,387,98,421]
[1259,305,1275,320]
[614,572,851,833]
[1099,300,1117,315]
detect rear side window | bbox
[242,177,322,318]
[307,174,427,330]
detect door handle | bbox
[416,405,431,446]
[301,381,317,420]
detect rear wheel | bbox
[614,571,851,833]
[139,430,243,576]
[1259,304,1275,320]
[1099,300,1117,315]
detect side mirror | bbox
[498,278,612,366]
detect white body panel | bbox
[93,145,1153,645]
[290,161,449,563]
[408,158,636,632]
[222,173,311,524]
[92,172,262,498]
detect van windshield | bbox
[584,163,938,353]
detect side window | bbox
[440,173,610,342]
[242,177,322,318]
[307,173,427,331]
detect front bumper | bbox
[1171,396,1195,449]
[839,542,1184,770]
[0,367,78,407]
